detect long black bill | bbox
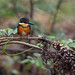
[28,21,34,25]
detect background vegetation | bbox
[0,0,75,75]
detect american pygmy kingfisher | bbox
[17,18,34,38]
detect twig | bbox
[0,40,42,50]
[0,37,51,43]
[0,36,53,54]
[0,37,41,43]
[0,47,41,54]
[0,37,41,41]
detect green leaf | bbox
[68,42,75,48]
[60,39,73,46]
[35,59,40,66]
[0,29,6,36]
[46,36,55,39]
[8,28,14,36]
[33,53,41,57]
[73,40,75,43]
[38,34,45,37]
[37,43,43,47]
[27,56,32,59]
[5,28,9,32]
[60,40,66,46]
[13,28,17,34]
[13,56,21,61]
[12,70,19,75]
[20,55,45,70]
[20,59,30,64]
[24,63,32,71]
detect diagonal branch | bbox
[0,40,42,50]
[50,0,63,32]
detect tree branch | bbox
[0,37,41,41]
[0,37,51,43]
[0,36,55,54]
[50,0,63,32]
[30,0,34,19]
[0,40,42,50]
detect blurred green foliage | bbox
[60,39,75,48]
[0,0,74,19]
[56,1,75,22]
[60,1,75,15]
[0,0,15,17]
[35,0,56,14]
[0,0,75,74]
[0,28,17,37]
[20,53,45,70]
[30,19,44,33]
[0,0,28,17]
[38,31,67,41]
[12,70,20,75]
[20,53,53,70]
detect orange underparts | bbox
[18,23,31,36]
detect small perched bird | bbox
[17,18,34,38]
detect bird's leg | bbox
[24,35,29,42]
[25,35,28,40]
[20,35,22,40]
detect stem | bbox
[50,0,63,32]
[30,0,34,19]
[3,40,34,56]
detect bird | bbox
[17,18,34,39]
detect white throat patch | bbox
[22,31,26,36]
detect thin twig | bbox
[0,47,41,54]
[0,37,41,40]
[0,37,51,43]
[0,37,52,53]
[0,37,41,43]
[0,40,42,50]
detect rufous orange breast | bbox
[18,23,31,36]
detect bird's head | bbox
[19,18,34,25]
